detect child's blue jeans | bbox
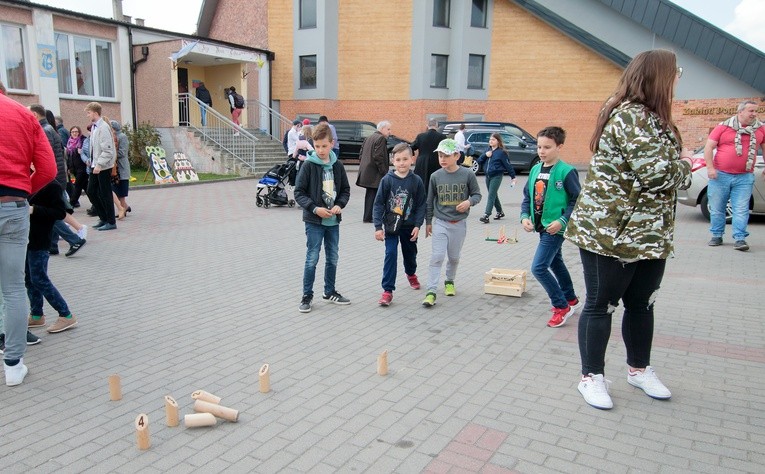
[302,222,339,297]
[531,232,576,309]
[26,249,70,317]
[381,226,418,292]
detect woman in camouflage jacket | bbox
[564,50,693,410]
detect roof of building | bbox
[513,0,764,93]
[1,0,273,58]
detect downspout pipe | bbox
[129,26,150,127]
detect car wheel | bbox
[470,159,480,174]
[528,156,540,172]
[700,191,732,223]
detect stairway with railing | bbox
[177,93,292,176]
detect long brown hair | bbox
[491,133,506,151]
[590,49,681,152]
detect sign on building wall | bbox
[37,44,57,78]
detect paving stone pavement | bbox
[0,169,763,473]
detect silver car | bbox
[677,151,765,220]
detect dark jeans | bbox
[87,171,115,225]
[531,232,576,308]
[363,188,377,222]
[302,222,340,297]
[26,249,70,317]
[577,248,666,376]
[381,226,418,292]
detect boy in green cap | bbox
[422,139,482,307]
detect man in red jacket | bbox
[0,85,57,386]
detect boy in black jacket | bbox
[294,123,351,313]
[26,181,78,334]
[372,144,426,306]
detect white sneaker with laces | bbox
[627,366,671,399]
[578,373,613,409]
[77,225,88,240]
[4,358,29,386]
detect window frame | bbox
[467,54,485,90]
[299,0,317,29]
[299,54,317,90]
[430,54,448,89]
[54,32,116,99]
[470,0,488,28]
[0,22,30,92]
[433,0,450,28]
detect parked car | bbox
[306,120,409,163]
[462,129,539,174]
[677,150,765,221]
[439,121,537,145]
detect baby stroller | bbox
[256,158,297,208]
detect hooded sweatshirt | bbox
[294,150,351,226]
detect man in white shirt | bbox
[454,123,470,164]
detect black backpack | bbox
[233,92,245,108]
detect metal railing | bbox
[244,99,292,143]
[177,93,258,172]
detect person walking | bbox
[0,86,57,386]
[85,102,117,231]
[565,49,693,410]
[195,81,213,127]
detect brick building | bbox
[198,0,764,164]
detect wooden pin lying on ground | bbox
[259,364,271,393]
[193,399,239,422]
[135,414,150,450]
[108,374,122,401]
[377,350,388,376]
[164,395,179,427]
[184,413,217,428]
[191,390,221,404]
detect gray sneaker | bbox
[322,291,350,305]
[734,240,749,251]
[299,295,313,313]
[707,237,723,246]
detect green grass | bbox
[129,166,236,186]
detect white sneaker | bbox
[578,373,613,409]
[4,358,29,386]
[627,366,671,399]
[77,225,88,240]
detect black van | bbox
[439,121,537,145]
[328,120,409,163]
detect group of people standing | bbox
[294,49,757,412]
[0,88,130,386]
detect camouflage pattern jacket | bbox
[565,102,692,262]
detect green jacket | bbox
[521,160,578,234]
[564,102,692,261]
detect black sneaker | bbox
[734,240,749,251]
[479,215,490,224]
[299,294,313,313]
[494,212,505,220]
[322,291,350,305]
[26,331,41,345]
[708,237,723,246]
[86,207,97,216]
[49,248,60,255]
[65,239,86,257]
[0,333,4,354]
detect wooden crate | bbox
[484,268,526,297]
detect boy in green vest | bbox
[520,127,582,327]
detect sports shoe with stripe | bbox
[322,291,350,305]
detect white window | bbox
[0,23,29,91]
[299,0,317,29]
[55,33,115,98]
